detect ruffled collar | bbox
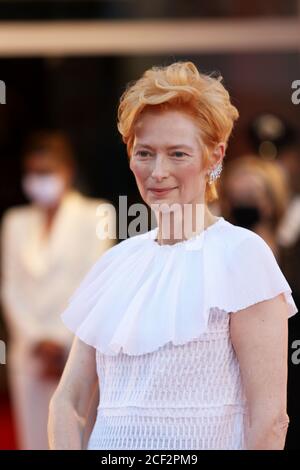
[61,216,229,355]
[61,216,298,356]
[143,216,225,250]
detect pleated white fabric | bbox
[61,216,298,450]
[61,216,298,357]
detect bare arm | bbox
[48,336,98,450]
[82,380,100,449]
[230,293,290,450]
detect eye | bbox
[171,151,187,157]
[135,150,152,157]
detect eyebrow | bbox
[133,143,194,152]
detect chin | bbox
[149,199,182,212]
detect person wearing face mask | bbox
[0,130,115,450]
[275,139,300,450]
[218,154,290,260]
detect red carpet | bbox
[0,392,17,449]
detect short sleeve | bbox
[227,233,298,318]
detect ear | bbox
[211,142,226,166]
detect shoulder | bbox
[206,219,298,318]
[70,193,116,234]
[219,217,261,241]
[0,206,33,246]
[212,218,271,257]
[70,191,110,212]
[1,204,32,228]
[80,195,113,211]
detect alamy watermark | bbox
[0,340,6,365]
[0,80,6,104]
[291,80,300,105]
[291,340,300,365]
[95,196,207,250]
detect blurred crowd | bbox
[210,118,300,450]
[0,130,115,449]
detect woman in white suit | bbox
[0,131,115,450]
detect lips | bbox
[149,187,177,193]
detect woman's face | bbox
[130,108,212,212]
[22,153,74,209]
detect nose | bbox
[151,154,169,181]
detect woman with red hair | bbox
[48,61,297,450]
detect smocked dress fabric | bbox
[61,217,298,450]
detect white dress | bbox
[61,216,298,450]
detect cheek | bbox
[130,160,149,185]
[179,162,203,187]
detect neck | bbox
[155,203,217,246]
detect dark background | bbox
[0,0,298,21]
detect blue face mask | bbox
[229,204,262,230]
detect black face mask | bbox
[229,204,263,230]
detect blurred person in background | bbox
[0,130,115,450]
[247,113,300,273]
[276,137,300,305]
[218,151,300,449]
[275,137,300,450]
[218,154,289,260]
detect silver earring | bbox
[208,162,223,185]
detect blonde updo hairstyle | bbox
[117,61,239,203]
